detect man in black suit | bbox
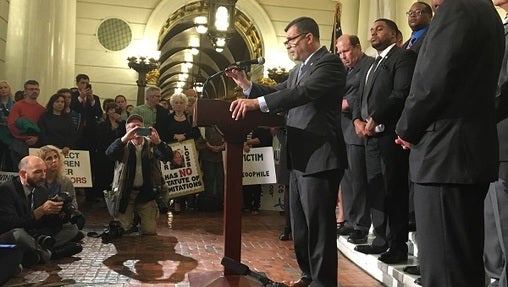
[351,19,416,264]
[227,16,347,287]
[0,156,83,267]
[70,74,103,202]
[402,2,433,54]
[395,0,504,286]
[335,34,373,244]
[484,1,508,286]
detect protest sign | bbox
[29,148,92,188]
[161,139,204,199]
[242,147,277,185]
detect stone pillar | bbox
[6,0,76,104]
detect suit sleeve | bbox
[264,56,344,113]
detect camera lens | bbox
[37,235,55,249]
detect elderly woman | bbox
[164,93,201,213]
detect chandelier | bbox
[206,0,237,52]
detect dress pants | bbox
[365,135,409,249]
[341,144,370,231]
[290,169,342,287]
[414,183,488,287]
[484,178,508,287]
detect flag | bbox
[329,2,343,54]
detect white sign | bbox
[29,148,93,188]
[242,147,277,185]
[161,139,204,199]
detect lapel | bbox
[364,46,398,98]
[292,47,326,86]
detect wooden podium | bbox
[190,99,283,286]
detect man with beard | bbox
[351,19,416,265]
[0,155,82,271]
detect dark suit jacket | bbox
[342,54,374,145]
[70,91,103,128]
[0,177,57,235]
[396,0,504,184]
[497,21,508,167]
[249,46,347,175]
[353,46,416,129]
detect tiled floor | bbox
[5,195,382,287]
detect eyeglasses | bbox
[283,32,308,47]
[406,9,426,17]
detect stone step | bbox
[337,233,421,287]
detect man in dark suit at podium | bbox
[395,0,504,286]
[227,16,347,287]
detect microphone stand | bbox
[202,66,248,99]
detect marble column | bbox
[6,0,76,104]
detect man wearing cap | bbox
[105,114,172,235]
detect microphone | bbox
[221,257,287,287]
[231,57,265,69]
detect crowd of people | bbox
[0,0,507,286]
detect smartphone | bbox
[136,127,151,136]
[86,83,92,90]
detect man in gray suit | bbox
[335,34,373,244]
[484,0,508,286]
[227,16,347,287]
[395,0,504,286]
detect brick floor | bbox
[5,195,382,287]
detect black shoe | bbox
[279,231,292,241]
[354,244,387,254]
[414,277,422,285]
[51,242,83,259]
[347,230,368,244]
[403,265,421,275]
[378,248,408,264]
[337,224,355,236]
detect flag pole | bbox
[330,2,342,54]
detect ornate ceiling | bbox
[157,1,264,100]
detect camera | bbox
[101,220,124,243]
[154,187,169,214]
[136,127,151,136]
[52,192,85,229]
[86,83,92,90]
[36,234,55,249]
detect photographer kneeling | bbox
[104,114,172,239]
[0,155,82,274]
